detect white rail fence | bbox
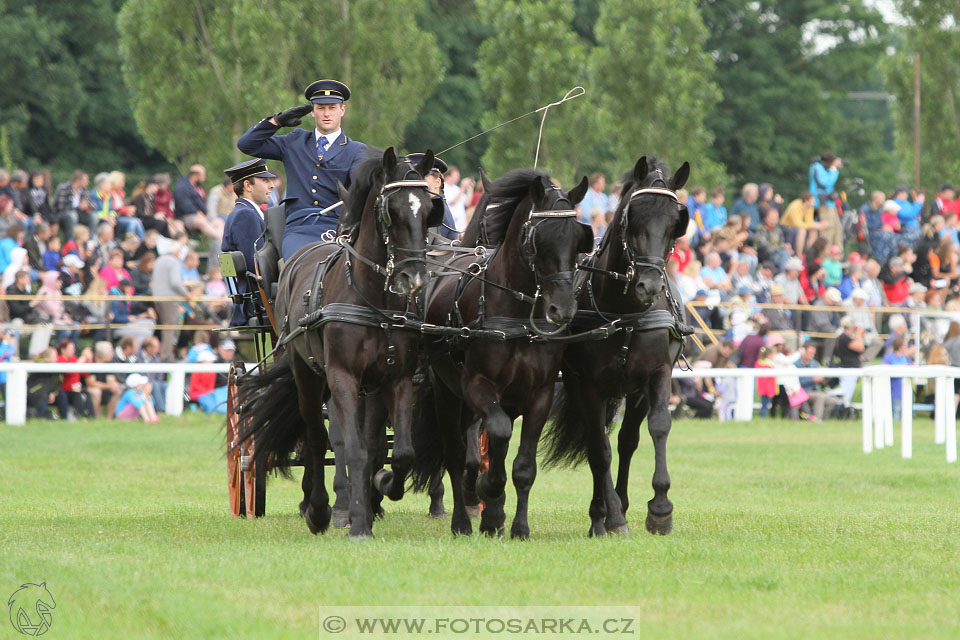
[2,362,957,462]
[0,362,231,426]
[672,365,958,463]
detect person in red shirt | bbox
[56,340,92,419]
[669,235,693,273]
[880,256,911,305]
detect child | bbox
[756,347,777,417]
[703,186,727,232]
[822,245,844,288]
[43,236,62,271]
[883,337,914,420]
[115,373,159,423]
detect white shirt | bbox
[240,198,264,220]
[315,128,342,150]
[445,181,466,231]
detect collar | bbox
[239,197,264,219]
[315,128,342,145]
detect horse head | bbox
[617,155,690,308]
[522,174,593,327]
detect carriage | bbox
[220,149,694,538]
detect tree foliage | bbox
[590,0,724,186]
[887,1,960,192]
[118,0,441,176]
[476,0,590,184]
[0,0,164,175]
[700,0,894,200]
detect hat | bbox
[940,183,955,193]
[62,253,84,270]
[829,245,842,255]
[785,257,803,271]
[848,251,863,264]
[851,288,868,300]
[737,285,751,296]
[824,287,842,303]
[767,333,785,347]
[694,289,708,298]
[305,79,351,104]
[910,282,928,294]
[405,153,447,175]
[126,373,149,388]
[882,200,900,213]
[219,339,237,351]
[769,284,784,296]
[196,350,217,363]
[225,158,277,185]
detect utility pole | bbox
[914,53,921,191]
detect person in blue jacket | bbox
[220,158,276,327]
[808,150,844,249]
[237,79,367,259]
[405,152,458,241]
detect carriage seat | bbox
[254,201,288,303]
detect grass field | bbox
[2,413,959,639]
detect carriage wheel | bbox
[227,362,256,517]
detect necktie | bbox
[317,135,327,159]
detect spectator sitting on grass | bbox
[115,373,159,423]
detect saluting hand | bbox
[274,103,313,127]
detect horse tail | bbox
[236,353,306,478]
[542,383,620,468]
[408,372,445,492]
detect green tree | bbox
[590,0,724,186]
[403,1,493,174]
[118,0,441,178]
[476,0,589,184]
[0,0,164,175]
[700,0,894,201]
[887,1,960,191]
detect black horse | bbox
[411,169,593,538]
[543,156,690,536]
[238,148,444,538]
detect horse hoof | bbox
[298,500,308,518]
[607,523,630,536]
[305,504,331,535]
[373,469,393,493]
[588,523,607,538]
[348,531,374,541]
[465,505,481,518]
[645,511,673,535]
[332,508,350,529]
[429,509,448,519]
[510,525,530,540]
[372,505,385,521]
[480,525,505,538]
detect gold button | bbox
[314,201,319,205]
[315,163,321,167]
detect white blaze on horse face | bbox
[408,192,421,219]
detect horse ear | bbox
[337,180,350,206]
[578,222,596,254]
[415,149,435,178]
[671,161,691,191]
[568,175,589,205]
[632,156,649,182]
[673,204,690,239]
[382,147,397,179]
[427,196,446,228]
[529,176,547,204]
[478,166,493,192]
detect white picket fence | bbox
[3,361,957,462]
[671,365,959,463]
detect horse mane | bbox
[461,168,550,247]
[339,147,418,241]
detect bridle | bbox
[339,166,431,291]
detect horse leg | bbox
[509,386,553,540]
[373,375,416,501]
[299,454,312,518]
[462,416,482,510]
[428,471,446,518]
[612,394,648,524]
[360,396,388,525]
[326,368,372,539]
[465,378,512,502]
[292,356,331,534]
[328,415,351,529]
[580,389,626,537]
[645,369,674,535]
[432,381,471,536]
